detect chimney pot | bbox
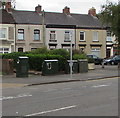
[35,4,42,13]
[5,2,12,12]
[63,6,70,15]
[88,7,96,16]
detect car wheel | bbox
[111,62,114,65]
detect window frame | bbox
[0,28,7,40]
[34,29,40,41]
[80,31,85,41]
[49,30,56,41]
[64,31,71,42]
[0,47,9,54]
[93,31,98,41]
[18,29,24,40]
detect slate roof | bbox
[45,12,104,28]
[0,9,104,29]
[12,10,43,24]
[0,9,15,24]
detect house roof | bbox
[0,9,105,29]
[0,9,15,24]
[12,10,43,24]
[45,12,104,29]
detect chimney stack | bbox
[5,2,12,12]
[88,7,96,16]
[63,6,70,15]
[35,4,42,13]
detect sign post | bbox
[70,31,73,79]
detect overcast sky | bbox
[15,0,118,14]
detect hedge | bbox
[2,53,66,71]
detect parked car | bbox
[104,55,120,65]
[87,54,103,65]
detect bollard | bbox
[102,61,105,68]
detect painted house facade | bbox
[0,9,15,53]
[1,3,107,58]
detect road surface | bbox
[2,77,118,116]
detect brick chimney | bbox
[88,7,96,16]
[63,6,70,15]
[5,2,12,12]
[35,4,42,13]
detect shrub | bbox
[26,54,66,71]
[49,49,69,59]
[73,54,87,60]
[2,52,26,68]
[30,47,48,54]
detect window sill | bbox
[17,39,25,41]
[33,40,40,41]
[49,40,57,42]
[79,40,86,42]
[64,40,71,42]
[92,40,99,42]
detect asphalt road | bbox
[2,77,118,116]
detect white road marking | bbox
[92,84,110,88]
[0,93,32,100]
[25,105,77,116]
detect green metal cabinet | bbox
[65,60,78,74]
[78,59,88,73]
[16,56,29,77]
[42,60,58,76]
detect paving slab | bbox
[1,65,119,87]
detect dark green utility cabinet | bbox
[42,60,58,76]
[78,59,88,73]
[65,60,78,74]
[16,56,29,77]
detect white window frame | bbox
[0,47,9,54]
[64,31,70,41]
[50,31,56,40]
[93,31,98,41]
[34,29,40,40]
[18,29,24,40]
[106,30,112,42]
[80,31,85,41]
[0,28,8,40]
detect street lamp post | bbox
[70,31,73,79]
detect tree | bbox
[99,2,120,54]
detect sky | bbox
[15,0,118,14]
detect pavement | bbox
[1,65,120,88]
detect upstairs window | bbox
[80,31,85,41]
[64,31,70,41]
[50,31,56,41]
[106,30,112,42]
[93,31,98,41]
[0,28,7,39]
[18,29,24,40]
[107,30,111,37]
[34,29,40,40]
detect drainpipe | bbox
[42,10,45,47]
[74,25,77,49]
[14,23,16,52]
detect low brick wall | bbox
[0,59,14,75]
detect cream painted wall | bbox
[76,29,106,58]
[0,24,15,53]
[15,24,44,52]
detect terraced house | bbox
[0,2,107,58]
